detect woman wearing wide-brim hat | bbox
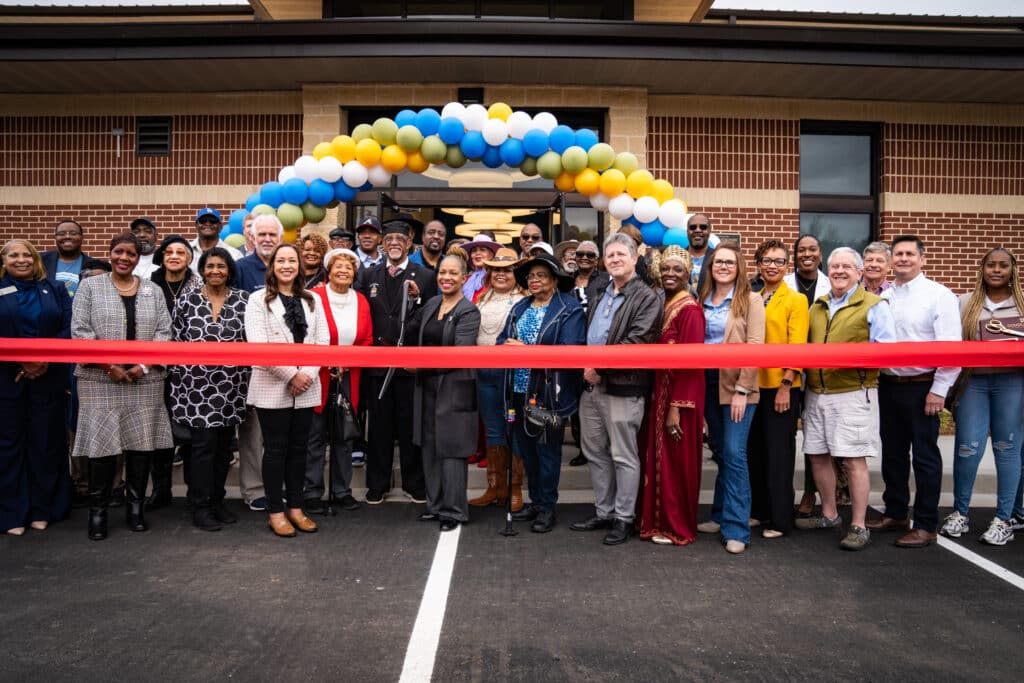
[496,253,585,533]
[461,233,503,303]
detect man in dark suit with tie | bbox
[355,219,435,504]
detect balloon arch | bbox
[225,102,691,249]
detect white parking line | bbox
[398,525,462,683]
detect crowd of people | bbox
[1,208,1022,554]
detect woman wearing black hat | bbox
[496,253,586,533]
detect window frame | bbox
[799,120,880,228]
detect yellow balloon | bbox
[312,142,333,160]
[574,168,601,196]
[331,135,356,163]
[282,227,298,243]
[625,170,654,199]
[487,102,512,122]
[598,168,626,197]
[554,171,576,193]
[380,144,408,173]
[651,179,675,204]
[405,151,430,174]
[355,138,382,167]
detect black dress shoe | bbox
[303,498,326,515]
[569,454,588,467]
[418,512,439,522]
[602,519,632,545]
[570,516,613,532]
[337,494,360,511]
[511,506,539,522]
[439,518,460,532]
[531,509,556,533]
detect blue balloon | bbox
[360,181,373,192]
[245,192,262,212]
[482,145,502,169]
[395,109,418,128]
[282,178,309,205]
[522,129,550,157]
[228,209,247,235]
[414,108,441,136]
[308,179,334,206]
[639,220,667,247]
[438,117,465,145]
[548,125,575,154]
[622,216,640,227]
[499,138,526,167]
[219,225,232,240]
[260,181,285,209]
[574,128,600,151]
[333,179,358,203]
[662,227,689,248]
[459,130,487,160]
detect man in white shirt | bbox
[189,207,242,271]
[130,217,159,278]
[868,235,961,548]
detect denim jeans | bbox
[511,393,562,511]
[953,371,1024,520]
[705,377,757,544]
[478,368,509,448]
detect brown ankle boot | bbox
[510,453,524,513]
[469,446,507,506]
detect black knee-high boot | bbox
[87,456,117,541]
[147,447,174,509]
[125,451,151,532]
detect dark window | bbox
[324,0,632,19]
[799,121,879,258]
[136,116,172,157]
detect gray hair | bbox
[604,232,637,258]
[577,240,599,256]
[252,213,284,236]
[863,241,891,259]
[828,246,863,270]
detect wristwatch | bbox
[735,386,750,396]
[780,378,793,387]
[138,364,149,375]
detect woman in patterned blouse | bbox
[169,247,251,531]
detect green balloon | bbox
[276,203,304,230]
[351,123,374,143]
[612,151,638,176]
[396,125,424,153]
[561,146,588,175]
[372,117,399,146]
[224,233,246,249]
[446,145,467,169]
[327,199,340,209]
[421,135,448,164]
[587,143,615,171]
[252,203,276,216]
[519,156,538,177]
[536,151,563,180]
[301,201,327,224]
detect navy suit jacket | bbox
[0,275,73,399]
[40,250,90,283]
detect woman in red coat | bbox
[303,248,373,514]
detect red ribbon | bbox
[1,338,1021,369]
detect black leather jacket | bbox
[586,275,663,397]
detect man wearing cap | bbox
[555,239,579,274]
[189,207,241,271]
[529,242,555,258]
[234,214,283,293]
[355,216,385,269]
[354,219,435,504]
[130,217,160,278]
[329,226,356,252]
[410,219,447,271]
[518,223,543,257]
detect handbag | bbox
[327,374,363,443]
[523,370,564,441]
[944,368,972,412]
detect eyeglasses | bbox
[576,251,597,259]
[520,234,541,242]
[198,218,220,225]
[55,231,81,238]
[526,272,551,281]
[759,257,787,267]
[688,224,710,231]
[713,259,737,268]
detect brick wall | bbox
[686,205,800,251]
[0,114,302,187]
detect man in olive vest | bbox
[797,247,896,550]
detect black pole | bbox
[500,370,518,537]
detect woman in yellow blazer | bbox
[747,240,809,539]
[695,241,765,554]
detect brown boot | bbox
[510,452,525,513]
[469,446,507,506]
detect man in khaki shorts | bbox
[797,247,896,550]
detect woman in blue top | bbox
[497,252,585,534]
[0,239,73,536]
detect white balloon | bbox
[317,156,343,183]
[506,111,532,139]
[531,112,558,134]
[633,196,660,224]
[342,160,368,189]
[658,199,686,228]
[482,119,508,147]
[367,164,393,187]
[608,193,635,220]
[589,192,610,211]
[294,155,319,183]
[464,104,488,132]
[441,101,467,123]
[708,233,721,249]
[278,165,297,184]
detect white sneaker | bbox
[697,521,721,534]
[980,518,1015,546]
[1008,513,1024,532]
[940,511,969,538]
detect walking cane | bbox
[325,373,340,517]
[500,371,518,537]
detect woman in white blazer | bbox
[245,242,329,538]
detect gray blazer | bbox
[412,296,481,459]
[71,274,170,384]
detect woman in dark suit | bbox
[413,254,481,531]
[0,239,73,535]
